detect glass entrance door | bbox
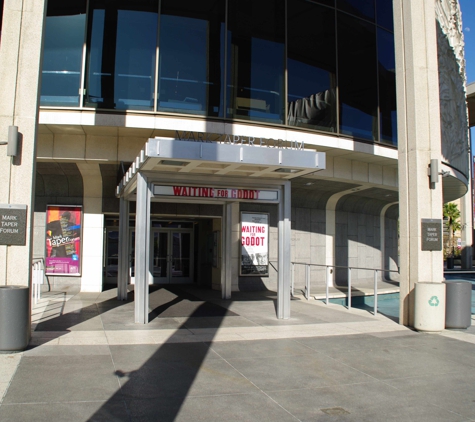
[152,229,193,284]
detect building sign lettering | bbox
[421,219,442,251]
[0,204,27,245]
[153,185,279,202]
[175,130,304,150]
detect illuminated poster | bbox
[45,205,82,276]
[240,212,269,276]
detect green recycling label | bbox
[428,296,440,307]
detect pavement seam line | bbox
[211,349,302,422]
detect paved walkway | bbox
[1,285,475,421]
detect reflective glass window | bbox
[337,13,378,141]
[158,0,225,117]
[85,0,158,110]
[41,1,87,107]
[337,0,375,22]
[227,0,285,124]
[376,0,394,32]
[378,28,397,145]
[287,1,337,132]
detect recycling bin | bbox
[444,280,472,329]
[0,286,30,352]
[414,282,446,332]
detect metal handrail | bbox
[32,258,45,304]
[291,262,399,315]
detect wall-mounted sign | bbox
[240,212,269,276]
[175,130,305,150]
[421,218,442,251]
[45,205,82,276]
[0,204,27,245]
[153,185,279,202]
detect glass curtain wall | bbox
[287,0,337,133]
[337,12,378,141]
[41,0,87,107]
[226,0,285,124]
[85,0,158,110]
[40,0,397,145]
[158,0,225,117]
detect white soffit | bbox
[117,138,326,196]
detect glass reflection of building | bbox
[40,0,397,145]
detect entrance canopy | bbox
[117,138,325,198]
[116,138,326,323]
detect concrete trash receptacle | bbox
[414,282,446,332]
[0,286,30,352]
[444,280,472,329]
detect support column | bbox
[77,162,103,292]
[0,1,46,289]
[134,173,150,324]
[222,203,232,299]
[118,197,129,301]
[394,0,444,327]
[460,189,473,269]
[277,181,291,319]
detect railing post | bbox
[374,269,378,315]
[326,266,330,305]
[291,263,295,297]
[305,265,310,300]
[347,267,352,310]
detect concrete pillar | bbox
[134,173,150,324]
[460,190,473,269]
[394,0,444,327]
[77,163,104,292]
[118,196,129,300]
[0,1,46,290]
[222,203,233,299]
[277,181,291,319]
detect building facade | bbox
[0,0,470,324]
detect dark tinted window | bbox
[337,0,375,21]
[337,12,378,141]
[376,0,394,31]
[41,1,87,107]
[287,0,337,132]
[158,0,225,117]
[227,0,285,124]
[85,0,158,110]
[378,28,397,145]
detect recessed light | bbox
[274,168,301,173]
[160,160,189,166]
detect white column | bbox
[460,189,473,269]
[277,182,291,319]
[222,203,232,299]
[394,0,444,327]
[118,197,129,300]
[0,0,46,291]
[77,162,103,292]
[380,202,398,279]
[134,173,151,324]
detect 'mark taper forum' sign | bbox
[421,219,442,251]
[0,204,27,245]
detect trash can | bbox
[444,280,472,329]
[414,282,446,332]
[0,286,30,352]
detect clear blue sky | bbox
[460,0,475,83]
[460,0,474,154]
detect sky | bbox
[460,0,475,83]
[459,0,475,153]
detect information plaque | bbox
[0,204,27,246]
[421,218,442,251]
